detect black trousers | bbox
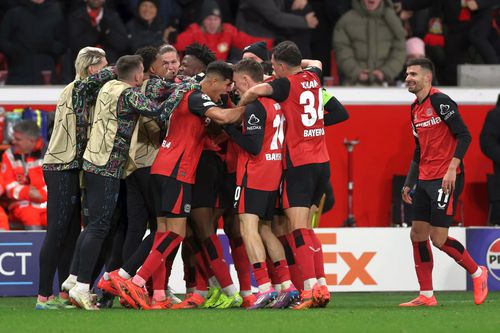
[123,167,156,261]
[38,170,82,297]
[76,172,120,284]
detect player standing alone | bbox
[400,57,488,307]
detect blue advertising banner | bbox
[466,227,500,292]
[0,231,47,296]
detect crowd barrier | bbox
[1,227,499,296]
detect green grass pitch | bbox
[0,292,499,333]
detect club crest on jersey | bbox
[439,104,451,115]
[248,114,260,125]
[426,108,433,116]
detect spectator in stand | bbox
[0,0,65,85]
[1,120,47,230]
[395,37,426,86]
[401,0,499,85]
[235,0,318,55]
[172,0,273,61]
[68,0,128,67]
[0,172,9,230]
[480,94,500,226]
[333,0,406,86]
[126,0,172,52]
[176,0,236,32]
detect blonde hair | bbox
[74,47,106,80]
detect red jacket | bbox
[1,139,47,210]
[175,23,273,61]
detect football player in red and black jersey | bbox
[228,58,299,309]
[400,57,488,307]
[239,41,330,309]
[120,61,245,310]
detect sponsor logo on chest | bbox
[415,116,442,128]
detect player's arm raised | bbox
[301,59,322,70]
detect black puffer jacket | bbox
[0,0,65,84]
[126,15,166,52]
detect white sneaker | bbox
[61,276,76,293]
[166,286,182,304]
[69,286,99,310]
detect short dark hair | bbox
[116,55,143,80]
[135,46,159,73]
[206,61,233,81]
[13,120,40,139]
[406,57,435,75]
[185,42,216,66]
[233,58,263,83]
[272,41,302,67]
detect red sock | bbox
[137,231,183,281]
[230,237,252,291]
[152,263,166,298]
[164,244,179,289]
[413,240,434,291]
[195,268,208,291]
[252,262,270,288]
[266,255,280,285]
[279,235,303,290]
[439,237,478,274]
[287,229,316,285]
[274,259,291,284]
[309,229,326,279]
[203,234,233,288]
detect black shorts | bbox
[192,151,224,209]
[217,172,236,210]
[234,186,278,221]
[152,175,192,218]
[412,173,464,228]
[282,162,331,208]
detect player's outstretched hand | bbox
[401,186,412,205]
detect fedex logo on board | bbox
[318,233,377,286]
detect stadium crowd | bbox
[0,0,495,312]
[0,0,498,86]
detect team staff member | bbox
[98,46,180,309]
[120,61,244,310]
[238,41,330,309]
[400,57,488,307]
[38,46,114,310]
[229,58,299,309]
[67,55,169,310]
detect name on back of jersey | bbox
[301,80,319,89]
[304,128,325,137]
[265,153,282,161]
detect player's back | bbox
[281,70,329,168]
[237,97,283,191]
